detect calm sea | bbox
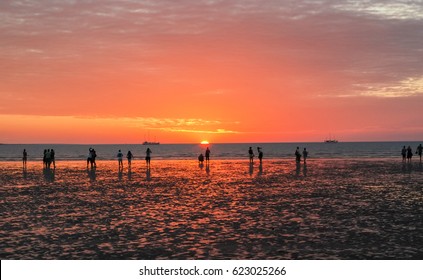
[0,142,421,161]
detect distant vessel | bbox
[324,134,338,143]
[142,141,160,145]
[142,133,160,145]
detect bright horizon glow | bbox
[200,140,209,145]
[1,0,422,144]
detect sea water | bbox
[0,142,421,161]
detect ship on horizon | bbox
[142,141,160,145]
[324,134,338,143]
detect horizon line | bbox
[1,140,422,145]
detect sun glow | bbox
[200,140,209,145]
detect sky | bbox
[1,0,422,144]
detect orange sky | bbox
[1,0,422,143]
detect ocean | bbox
[0,141,421,161]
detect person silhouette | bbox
[146,148,152,167]
[248,147,254,163]
[205,147,210,163]
[302,148,308,164]
[22,149,27,168]
[257,147,263,164]
[87,148,93,168]
[406,146,413,163]
[127,150,133,168]
[91,148,97,168]
[295,147,301,162]
[50,149,56,169]
[117,149,123,169]
[416,144,422,163]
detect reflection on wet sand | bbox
[146,167,151,181]
[1,159,422,259]
[87,167,96,182]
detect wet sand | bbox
[1,159,422,259]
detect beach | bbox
[1,159,422,259]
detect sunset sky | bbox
[1,0,422,144]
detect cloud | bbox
[332,0,423,20]
[358,76,423,98]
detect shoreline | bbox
[2,156,422,163]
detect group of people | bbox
[43,149,56,169]
[198,147,211,165]
[402,144,423,163]
[21,143,422,169]
[87,148,97,168]
[247,147,264,164]
[295,147,309,163]
[117,148,151,168]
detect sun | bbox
[200,140,209,145]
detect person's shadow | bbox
[43,168,55,182]
[146,167,151,181]
[22,166,28,180]
[118,167,123,181]
[258,163,263,176]
[206,163,210,175]
[87,167,96,182]
[295,161,301,177]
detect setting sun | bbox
[200,140,209,145]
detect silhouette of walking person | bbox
[416,144,422,163]
[22,149,27,168]
[146,148,152,168]
[248,147,254,163]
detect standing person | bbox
[416,144,423,163]
[295,147,301,162]
[91,148,97,168]
[22,149,27,168]
[117,149,123,169]
[407,146,413,163]
[127,150,133,168]
[50,149,56,169]
[146,148,152,167]
[43,149,47,168]
[87,148,93,168]
[401,146,407,162]
[205,147,211,163]
[248,147,254,163]
[45,149,52,169]
[257,147,263,164]
[303,148,308,164]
